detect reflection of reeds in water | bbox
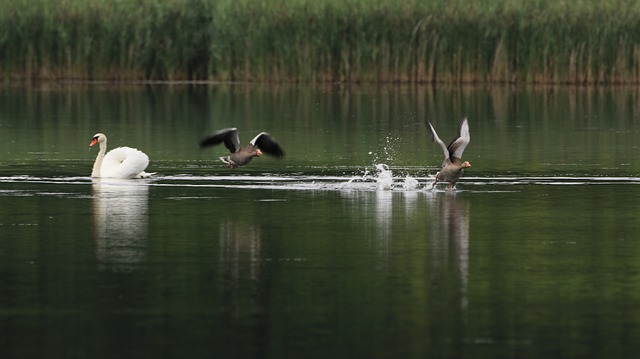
[91,179,149,272]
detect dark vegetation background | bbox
[3,0,640,84]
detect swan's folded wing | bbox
[102,147,150,179]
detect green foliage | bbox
[2,0,640,83]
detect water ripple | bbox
[2,170,640,194]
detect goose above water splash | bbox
[199,128,285,169]
[427,118,471,190]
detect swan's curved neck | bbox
[91,140,107,177]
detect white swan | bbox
[89,133,153,179]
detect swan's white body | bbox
[90,133,152,179]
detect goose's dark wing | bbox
[249,132,285,157]
[200,128,241,153]
[447,118,470,160]
[427,121,451,160]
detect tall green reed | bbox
[2,0,640,84]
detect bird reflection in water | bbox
[354,190,420,272]
[91,179,149,272]
[219,221,268,319]
[427,192,470,310]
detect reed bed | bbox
[3,0,640,84]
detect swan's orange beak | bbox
[89,138,98,147]
[256,149,263,156]
[463,161,471,168]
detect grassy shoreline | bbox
[2,0,640,84]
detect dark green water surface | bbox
[1,84,640,358]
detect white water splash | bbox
[341,164,423,191]
[375,164,394,191]
[403,176,420,190]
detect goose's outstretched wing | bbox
[249,132,285,157]
[427,121,451,160]
[447,118,470,160]
[200,128,241,153]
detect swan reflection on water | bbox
[91,178,149,272]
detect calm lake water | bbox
[1,84,640,358]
